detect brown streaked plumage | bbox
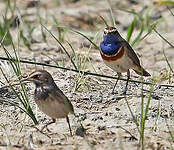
[23,70,74,136]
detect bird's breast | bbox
[101,46,134,73]
[34,87,69,119]
[100,42,121,55]
[35,87,49,101]
[36,98,69,119]
[100,46,125,62]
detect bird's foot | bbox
[41,124,51,133]
[112,91,115,94]
[28,125,51,138]
[111,89,118,95]
[122,87,127,95]
[41,119,56,132]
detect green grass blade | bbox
[99,15,109,27]
[163,47,174,73]
[131,23,144,46]
[107,0,116,27]
[66,41,80,70]
[124,96,140,133]
[153,28,174,48]
[20,30,32,51]
[126,17,136,42]
[70,29,99,50]
[154,0,174,5]
[41,23,78,70]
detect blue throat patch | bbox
[100,35,121,55]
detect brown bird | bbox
[23,70,74,136]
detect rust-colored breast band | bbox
[100,46,125,62]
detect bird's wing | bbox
[48,86,74,114]
[120,39,141,67]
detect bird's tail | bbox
[133,67,150,77]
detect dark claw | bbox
[112,89,115,94]
[111,73,121,94]
[123,87,127,95]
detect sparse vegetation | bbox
[0,0,173,149]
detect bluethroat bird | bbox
[100,26,150,94]
[22,70,74,136]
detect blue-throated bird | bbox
[100,26,150,94]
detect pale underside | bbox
[36,98,69,119]
[103,47,134,73]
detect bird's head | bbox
[22,70,54,86]
[103,26,120,43]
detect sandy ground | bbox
[0,0,174,149]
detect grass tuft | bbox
[0,29,38,125]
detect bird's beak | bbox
[20,76,34,83]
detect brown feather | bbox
[133,67,151,76]
[49,87,74,114]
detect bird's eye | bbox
[104,31,107,34]
[33,75,39,79]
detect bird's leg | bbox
[41,118,56,132]
[112,72,121,94]
[123,70,130,95]
[66,116,72,136]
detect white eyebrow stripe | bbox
[109,29,117,32]
[104,28,108,33]
[104,28,117,33]
[29,71,42,77]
